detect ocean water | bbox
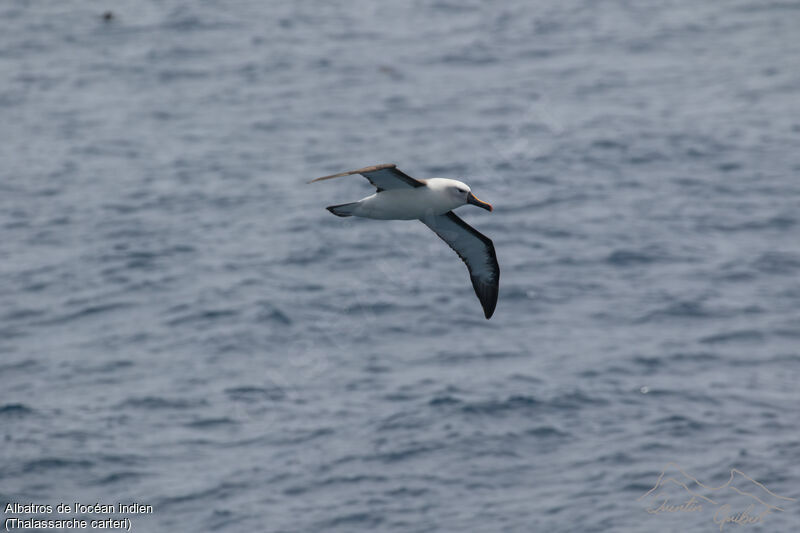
[2,1,799,531]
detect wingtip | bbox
[476,280,498,319]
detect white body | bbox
[349,178,469,220]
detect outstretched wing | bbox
[309,164,426,191]
[421,211,499,319]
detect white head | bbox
[428,178,493,211]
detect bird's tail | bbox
[326,202,359,217]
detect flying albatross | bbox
[310,164,499,319]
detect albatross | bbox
[310,164,499,319]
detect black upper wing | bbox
[310,164,426,191]
[421,211,499,319]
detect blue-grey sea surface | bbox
[2,1,799,531]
